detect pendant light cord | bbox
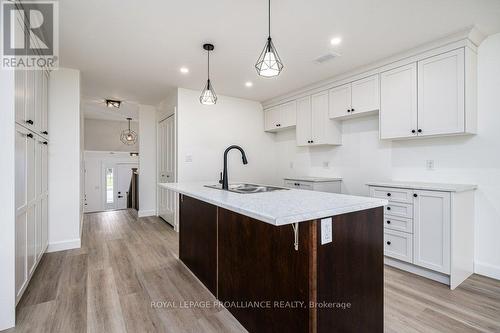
[268,0,271,38]
[207,50,210,80]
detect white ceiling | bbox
[82,98,139,121]
[60,0,500,106]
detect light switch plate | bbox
[321,218,332,245]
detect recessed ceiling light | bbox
[180,67,189,74]
[330,37,342,46]
[245,81,253,87]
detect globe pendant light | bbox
[255,0,283,77]
[200,43,217,105]
[120,117,138,145]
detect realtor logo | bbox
[1,0,58,69]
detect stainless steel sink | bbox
[205,183,289,194]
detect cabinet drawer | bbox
[384,230,413,263]
[385,202,413,219]
[370,186,413,203]
[284,181,313,190]
[384,216,413,233]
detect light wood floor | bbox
[5,209,500,333]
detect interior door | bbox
[115,164,136,210]
[417,49,465,136]
[328,83,351,118]
[295,96,312,146]
[158,115,176,225]
[380,63,418,139]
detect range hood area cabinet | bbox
[380,47,477,139]
[264,100,297,132]
[329,74,380,120]
[296,92,342,146]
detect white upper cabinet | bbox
[329,84,351,118]
[296,96,312,146]
[297,93,341,146]
[381,48,476,139]
[380,63,418,139]
[264,101,296,132]
[417,49,465,137]
[329,74,380,119]
[351,74,380,115]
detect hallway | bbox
[7,210,500,333]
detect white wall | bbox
[48,68,82,252]
[176,88,278,185]
[138,105,157,217]
[273,33,500,280]
[0,71,16,330]
[84,118,139,152]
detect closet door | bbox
[25,70,36,131]
[26,133,37,276]
[34,71,44,134]
[295,96,312,146]
[15,70,26,124]
[41,142,49,251]
[35,140,43,259]
[417,49,465,136]
[15,126,28,298]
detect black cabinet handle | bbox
[351,108,355,112]
[418,129,422,133]
[413,193,418,198]
[26,119,34,125]
[42,131,48,135]
[387,193,391,197]
[27,133,33,138]
[386,241,391,245]
[43,141,48,145]
[411,129,416,133]
[310,140,314,143]
[387,220,391,224]
[386,207,391,210]
[347,109,351,113]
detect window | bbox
[106,168,114,204]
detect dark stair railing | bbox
[127,168,139,210]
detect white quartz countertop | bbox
[283,176,342,182]
[366,181,477,193]
[159,182,387,226]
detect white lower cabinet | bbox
[283,178,341,193]
[15,124,49,303]
[369,182,475,289]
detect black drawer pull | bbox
[386,207,391,210]
[386,241,391,245]
[413,193,418,198]
[386,221,391,224]
[387,193,391,197]
[26,119,34,125]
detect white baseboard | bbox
[475,261,500,280]
[138,209,156,218]
[384,257,450,285]
[47,238,81,253]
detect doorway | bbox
[103,163,138,211]
[157,114,176,226]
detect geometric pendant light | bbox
[120,117,138,145]
[255,0,284,77]
[200,43,218,105]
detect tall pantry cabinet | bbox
[15,69,50,304]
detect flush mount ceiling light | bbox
[105,99,121,108]
[255,0,283,77]
[120,118,138,145]
[130,152,139,157]
[200,43,217,105]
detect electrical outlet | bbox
[426,160,435,170]
[321,218,333,245]
[323,161,330,168]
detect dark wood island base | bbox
[179,194,383,333]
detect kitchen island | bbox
[159,182,387,333]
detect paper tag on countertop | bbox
[321,218,332,245]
